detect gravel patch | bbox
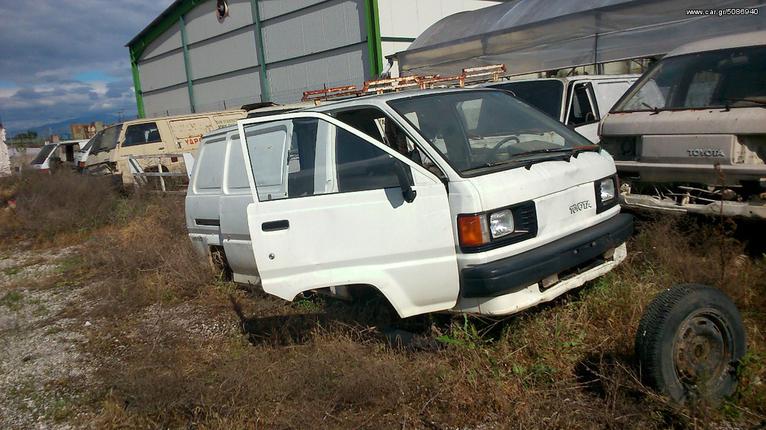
[0,247,94,429]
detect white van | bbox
[483,75,638,143]
[600,31,766,219]
[186,88,633,318]
[85,110,245,184]
[30,139,89,171]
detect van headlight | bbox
[458,201,537,252]
[489,209,515,239]
[595,175,619,213]
[599,177,616,203]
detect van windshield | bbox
[31,144,57,165]
[90,125,122,153]
[613,45,766,112]
[388,90,592,175]
[488,80,564,119]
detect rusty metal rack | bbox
[302,64,507,102]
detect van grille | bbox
[600,136,640,161]
[513,201,538,237]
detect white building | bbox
[127,0,500,118]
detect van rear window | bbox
[226,136,250,190]
[196,138,226,190]
[31,145,57,165]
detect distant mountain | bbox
[10,111,136,139]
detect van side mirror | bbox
[392,160,417,203]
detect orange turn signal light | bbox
[458,214,489,248]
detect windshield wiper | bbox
[465,146,601,173]
[641,102,662,115]
[511,145,600,159]
[510,147,573,157]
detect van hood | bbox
[602,108,766,136]
[467,151,615,210]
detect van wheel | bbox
[635,284,746,404]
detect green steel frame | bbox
[127,0,384,115]
[249,0,271,102]
[364,0,384,76]
[129,47,145,118]
[179,15,196,113]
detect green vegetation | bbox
[1,290,23,310]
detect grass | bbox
[1,290,23,310]
[2,266,21,276]
[76,211,764,429]
[1,172,765,429]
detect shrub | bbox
[0,170,119,241]
[82,195,212,314]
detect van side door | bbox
[566,81,601,142]
[237,112,459,318]
[590,79,637,115]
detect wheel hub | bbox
[673,312,731,386]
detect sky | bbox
[0,0,174,135]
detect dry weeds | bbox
[0,170,120,244]
[1,173,764,429]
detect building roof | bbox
[127,0,190,48]
[396,0,766,76]
[666,30,766,58]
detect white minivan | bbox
[186,88,633,318]
[30,139,89,171]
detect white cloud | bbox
[0,0,173,133]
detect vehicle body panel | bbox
[238,112,460,318]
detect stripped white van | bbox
[187,88,633,317]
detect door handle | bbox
[262,220,289,231]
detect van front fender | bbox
[262,264,457,318]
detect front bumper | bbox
[460,213,634,298]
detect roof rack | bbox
[301,64,506,102]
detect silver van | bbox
[600,31,766,219]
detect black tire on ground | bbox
[635,284,746,404]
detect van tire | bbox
[635,284,746,404]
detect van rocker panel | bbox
[460,214,633,298]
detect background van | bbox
[30,139,89,171]
[483,75,638,143]
[85,110,245,184]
